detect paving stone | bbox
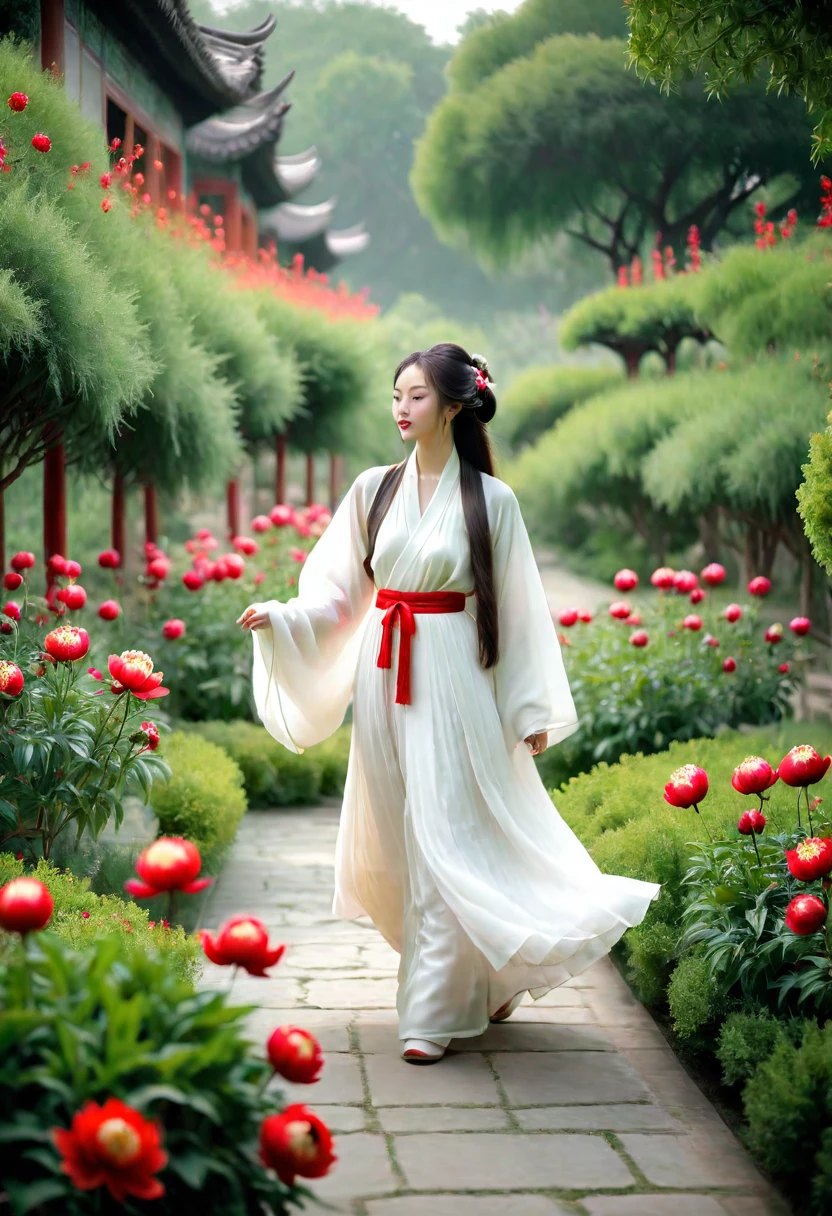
[225,976,304,1008]
[514,1103,683,1132]
[366,1198,573,1215]
[394,1132,634,1190]
[306,1131,397,1207]
[304,1104,367,1133]
[266,1050,364,1105]
[364,1051,501,1106]
[306,977,399,1008]
[582,1196,728,1216]
[719,1196,793,1216]
[240,1006,351,1052]
[506,1004,596,1025]
[451,1024,614,1053]
[496,1052,652,1106]
[618,1134,768,1189]
[377,1106,511,1132]
[521,987,585,1007]
[599,1025,670,1051]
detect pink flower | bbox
[738,809,766,835]
[682,614,702,631]
[790,617,811,637]
[609,600,631,620]
[701,563,726,586]
[664,764,709,809]
[233,536,258,556]
[674,570,698,594]
[10,551,35,571]
[629,629,649,647]
[252,515,272,533]
[161,619,185,641]
[558,608,579,627]
[650,566,676,590]
[97,600,120,622]
[689,587,705,605]
[613,569,638,592]
[107,651,168,700]
[3,601,20,621]
[7,92,28,112]
[725,604,742,623]
[748,576,772,597]
[289,547,307,564]
[31,133,51,153]
[182,571,204,592]
[3,572,22,591]
[732,756,779,795]
[98,549,121,569]
[270,505,294,527]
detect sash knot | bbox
[375,588,466,705]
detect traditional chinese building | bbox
[40,0,369,266]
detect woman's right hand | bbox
[237,604,271,632]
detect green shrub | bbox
[494,364,621,450]
[742,1020,832,1215]
[716,1009,797,1088]
[191,720,352,808]
[621,917,680,1007]
[150,732,247,869]
[0,932,310,1215]
[0,855,200,982]
[667,952,723,1040]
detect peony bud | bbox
[629,629,649,647]
[689,587,705,605]
[683,615,702,631]
[701,563,726,586]
[182,570,204,591]
[723,657,737,673]
[650,566,676,590]
[609,600,631,620]
[558,608,579,627]
[97,549,121,569]
[748,576,772,597]
[578,609,593,623]
[764,624,783,644]
[58,584,86,611]
[0,660,24,697]
[613,569,638,592]
[63,559,82,579]
[2,601,20,621]
[790,617,811,637]
[10,551,35,571]
[725,603,742,623]
[31,133,51,153]
[161,618,185,641]
[98,600,120,621]
[738,809,766,835]
[779,662,790,674]
[674,570,699,594]
[251,515,272,533]
[7,92,28,112]
[3,572,22,591]
[0,877,53,933]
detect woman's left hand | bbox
[524,731,548,756]
[237,604,271,631]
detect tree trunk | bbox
[275,433,286,505]
[664,346,677,375]
[698,506,720,563]
[143,484,158,546]
[760,529,779,580]
[0,486,5,576]
[328,453,341,512]
[801,538,815,621]
[744,524,761,584]
[305,452,315,506]
[43,442,67,590]
[111,469,126,561]
[226,478,240,540]
[624,347,642,379]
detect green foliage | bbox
[742,1021,832,1213]
[0,931,304,1215]
[626,0,832,162]
[798,425,832,575]
[414,24,814,271]
[715,1008,796,1087]
[493,364,620,450]
[0,855,199,981]
[667,952,722,1040]
[150,733,247,870]
[190,719,352,808]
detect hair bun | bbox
[470,352,490,376]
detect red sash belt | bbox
[375,588,466,705]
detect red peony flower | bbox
[100,171,112,189]
[223,553,245,579]
[779,662,790,674]
[98,600,120,621]
[790,617,811,637]
[146,556,170,581]
[664,764,709,809]
[701,562,726,586]
[101,198,112,213]
[64,559,82,579]
[650,566,676,590]
[748,575,772,597]
[0,877,53,933]
[44,625,90,662]
[200,915,286,976]
[578,609,593,623]
[10,551,35,571]
[786,837,832,881]
[738,809,766,835]
[673,570,698,594]
[779,745,831,788]
[613,568,638,592]
[270,505,294,527]
[0,660,24,697]
[161,619,185,641]
[233,536,259,556]
[722,657,737,672]
[724,603,742,623]
[139,721,160,751]
[3,571,22,590]
[558,608,579,627]
[267,1026,325,1084]
[251,514,272,533]
[7,91,28,111]
[625,612,642,625]
[31,132,51,152]
[689,587,705,605]
[182,570,204,591]
[97,549,121,569]
[125,837,212,899]
[259,1105,336,1186]
[629,629,649,647]
[683,614,702,631]
[210,559,228,582]
[3,601,20,621]
[609,600,631,620]
[52,1098,167,1202]
[107,650,168,699]
[289,547,307,564]
[785,893,827,935]
[704,635,719,647]
[732,756,779,796]
[764,623,783,644]
[57,584,87,611]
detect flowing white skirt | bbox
[332,602,660,1042]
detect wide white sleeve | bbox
[490,486,579,753]
[250,472,376,753]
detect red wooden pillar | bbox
[40,0,65,74]
[143,485,158,546]
[275,433,286,504]
[112,469,126,560]
[226,479,240,540]
[43,443,67,588]
[305,453,315,507]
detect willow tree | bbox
[412,7,816,275]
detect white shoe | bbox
[489,992,525,1023]
[402,1038,447,1063]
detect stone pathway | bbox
[199,809,790,1216]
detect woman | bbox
[238,343,660,1064]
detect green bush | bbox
[0,931,312,1216]
[191,720,352,808]
[716,1009,798,1088]
[742,1021,832,1215]
[0,855,200,982]
[667,952,723,1040]
[493,364,621,451]
[149,732,247,870]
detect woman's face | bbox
[392,363,460,443]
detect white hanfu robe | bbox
[251,443,660,1044]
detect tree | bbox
[493,365,621,450]
[413,25,817,274]
[626,0,832,163]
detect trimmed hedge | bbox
[150,731,248,870]
[0,855,200,982]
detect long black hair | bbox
[362,343,500,669]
